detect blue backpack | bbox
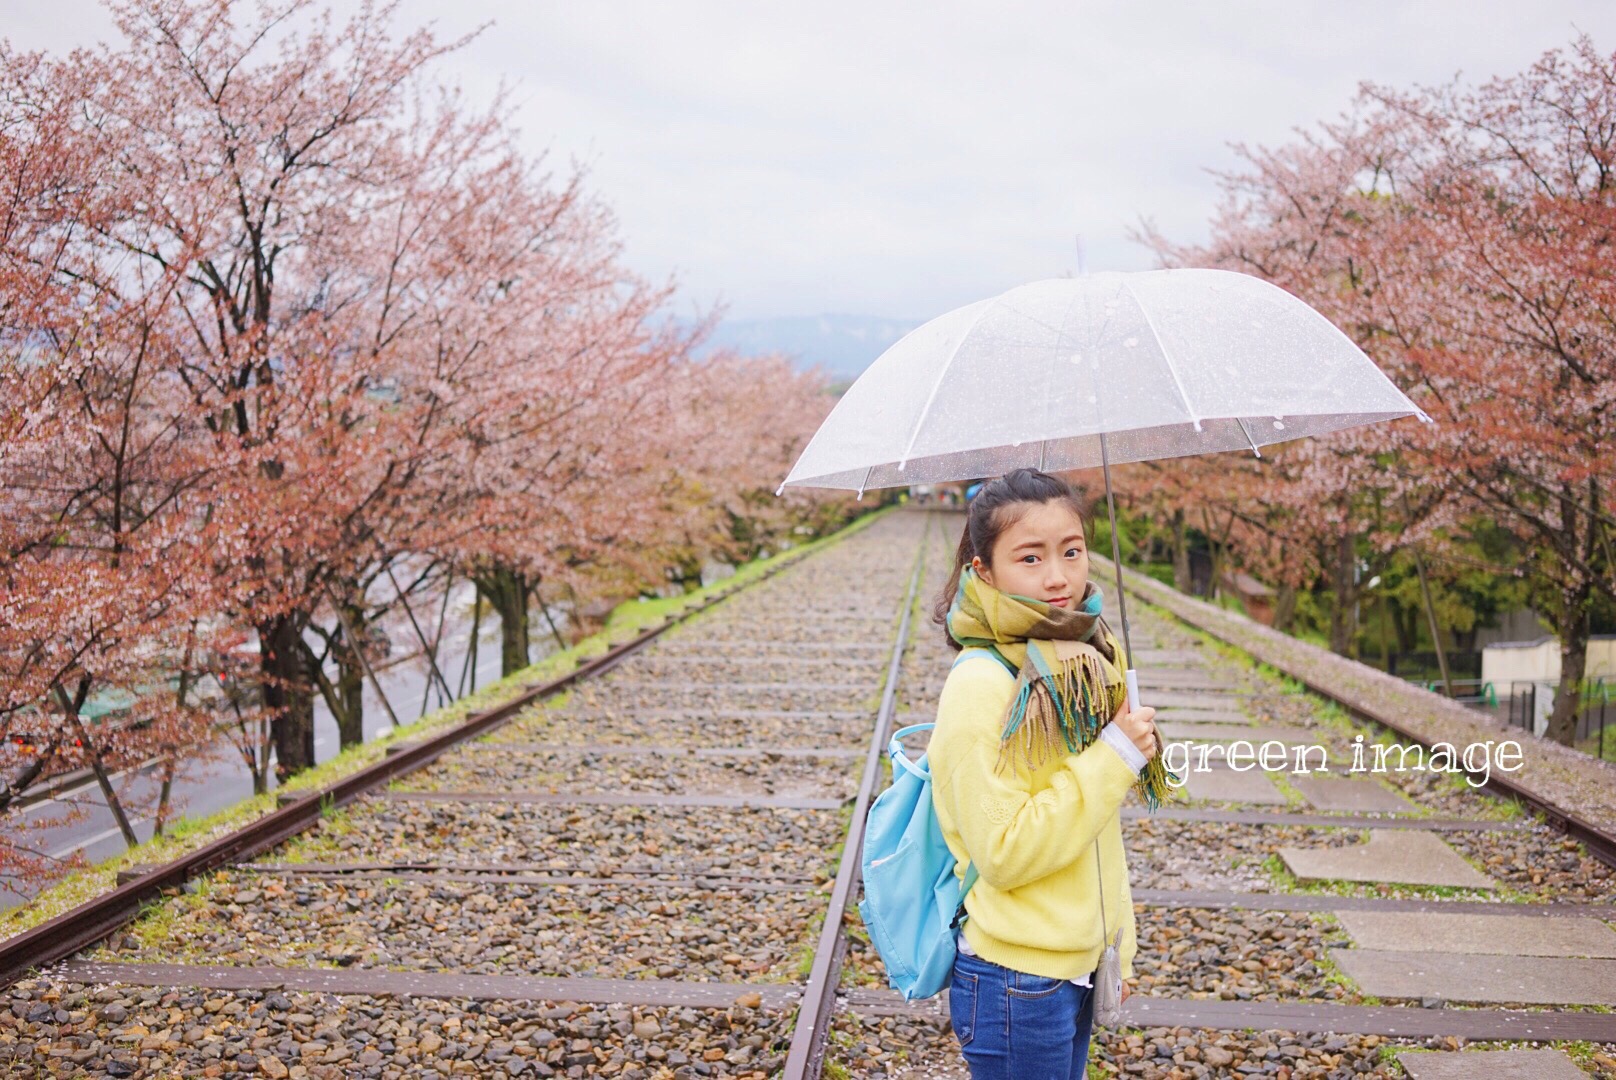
[857,647,1013,1000]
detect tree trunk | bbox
[1392,600,1420,656]
[1273,583,1298,634]
[315,585,370,746]
[669,550,704,594]
[336,649,365,747]
[330,591,368,749]
[419,577,454,716]
[1412,545,1453,698]
[52,683,139,849]
[1199,510,1221,600]
[458,595,483,697]
[1329,532,1359,658]
[304,623,366,750]
[1379,593,1393,675]
[224,689,272,797]
[0,736,61,814]
[477,566,532,678]
[1171,509,1192,594]
[153,759,176,839]
[155,636,196,839]
[1545,582,1592,747]
[260,613,316,780]
[535,576,569,654]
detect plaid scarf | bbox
[946,565,1178,811]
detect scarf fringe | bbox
[993,648,1181,810]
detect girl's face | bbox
[971,500,1089,610]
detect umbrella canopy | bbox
[778,268,1429,496]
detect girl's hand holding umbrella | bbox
[1111,702,1158,760]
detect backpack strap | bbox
[953,645,1019,678]
[950,862,979,930]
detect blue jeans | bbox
[949,950,1096,1079]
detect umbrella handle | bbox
[1124,668,1165,763]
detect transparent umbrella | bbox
[777,268,1431,711]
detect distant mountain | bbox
[697,314,921,380]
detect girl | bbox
[928,468,1167,1079]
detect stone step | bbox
[1176,767,1289,805]
[1290,775,1421,814]
[1151,708,1252,723]
[1395,1049,1590,1079]
[1331,948,1616,1006]
[1156,722,1318,743]
[1136,672,1246,691]
[1279,830,1496,889]
[1335,909,1616,958]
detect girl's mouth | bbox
[1048,596,1070,607]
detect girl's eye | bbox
[1021,555,1038,564]
[1067,548,1083,558]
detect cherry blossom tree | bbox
[0,48,220,874]
[1351,38,1615,740]
[1,0,871,906]
[1133,35,1614,741]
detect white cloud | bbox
[7,0,1613,320]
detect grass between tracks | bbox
[0,503,897,943]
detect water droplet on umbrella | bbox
[1124,337,1139,348]
[1069,353,1083,365]
[1273,420,1286,430]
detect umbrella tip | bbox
[774,484,785,497]
[856,489,865,501]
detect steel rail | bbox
[0,532,843,990]
[1286,677,1616,871]
[780,516,930,1079]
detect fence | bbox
[1493,678,1613,761]
[1402,675,1614,762]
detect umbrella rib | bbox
[1121,279,1201,432]
[1234,417,1263,458]
[1037,287,1086,473]
[897,296,1005,471]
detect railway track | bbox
[0,508,940,1078]
[3,505,1615,1078]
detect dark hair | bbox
[933,468,1094,651]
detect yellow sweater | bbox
[929,647,1139,981]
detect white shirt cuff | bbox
[1099,721,1148,776]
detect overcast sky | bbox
[6,2,1615,323]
